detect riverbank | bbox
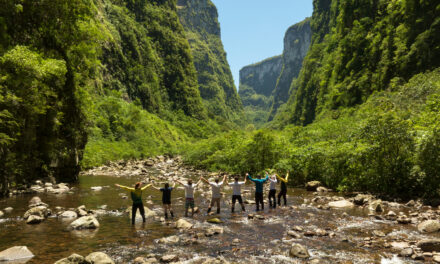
[1,157,440,263]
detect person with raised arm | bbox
[176,177,202,217]
[227,174,247,213]
[201,174,227,214]
[268,172,278,209]
[115,181,151,225]
[276,171,289,206]
[150,182,176,219]
[247,172,269,211]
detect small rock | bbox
[406,200,416,207]
[328,200,354,209]
[368,200,383,213]
[205,226,224,237]
[372,230,386,237]
[399,248,413,257]
[316,186,328,192]
[176,219,193,230]
[158,235,180,245]
[0,246,34,262]
[289,243,310,259]
[68,216,100,230]
[397,216,411,224]
[207,218,223,224]
[91,186,103,191]
[418,220,440,233]
[417,239,440,252]
[28,196,42,206]
[232,238,240,245]
[3,207,13,213]
[0,211,3,218]
[54,253,85,264]
[433,255,440,263]
[85,252,114,264]
[160,254,178,263]
[287,231,302,238]
[60,211,78,219]
[306,181,321,191]
[26,215,44,224]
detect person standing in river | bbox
[268,173,278,209]
[115,182,151,225]
[176,178,202,217]
[248,172,269,211]
[201,175,227,214]
[226,174,247,213]
[150,182,175,219]
[276,171,289,206]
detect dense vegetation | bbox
[177,0,243,122]
[275,0,440,126]
[185,69,440,200]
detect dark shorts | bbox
[232,195,243,204]
[185,198,194,209]
[162,200,171,205]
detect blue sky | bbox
[210,0,313,89]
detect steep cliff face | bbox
[277,0,440,126]
[177,0,243,121]
[267,18,311,121]
[239,56,283,100]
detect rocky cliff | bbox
[268,18,311,121]
[177,0,243,121]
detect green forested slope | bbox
[0,0,226,195]
[275,0,440,126]
[176,0,243,122]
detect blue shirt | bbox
[248,174,269,193]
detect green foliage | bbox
[277,0,440,126]
[184,69,440,200]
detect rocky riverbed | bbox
[1,156,440,263]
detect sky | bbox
[210,0,313,89]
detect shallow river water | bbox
[0,165,437,263]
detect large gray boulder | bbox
[417,239,440,252]
[68,216,100,230]
[328,200,354,209]
[418,220,440,233]
[85,252,114,264]
[305,181,321,191]
[0,246,34,262]
[289,243,310,259]
[54,253,85,264]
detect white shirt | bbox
[184,183,198,198]
[229,181,245,196]
[209,182,223,199]
[269,178,277,190]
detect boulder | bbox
[85,252,114,264]
[23,206,49,219]
[328,200,354,209]
[398,248,413,257]
[205,226,224,237]
[368,200,383,213]
[69,216,100,230]
[316,186,328,192]
[0,246,34,262]
[289,243,310,259]
[417,239,440,252]
[26,215,44,224]
[160,255,178,263]
[418,220,440,233]
[306,181,321,191]
[54,253,85,264]
[3,207,13,213]
[176,219,193,230]
[353,194,372,205]
[60,211,78,219]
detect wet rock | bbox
[205,226,224,237]
[28,196,42,206]
[292,226,304,232]
[328,200,354,209]
[158,235,180,245]
[24,206,50,219]
[0,211,3,218]
[60,211,78,218]
[417,239,440,252]
[368,200,383,213]
[433,255,440,263]
[176,219,193,230]
[3,207,13,213]
[207,218,223,224]
[287,230,302,238]
[26,215,44,224]
[372,230,386,237]
[418,220,440,233]
[391,242,410,250]
[255,215,265,220]
[306,181,321,191]
[406,200,416,207]
[85,252,114,264]
[91,186,103,191]
[247,214,255,219]
[232,238,240,246]
[386,211,397,219]
[316,186,328,192]
[399,248,413,257]
[160,254,178,263]
[68,216,100,230]
[397,215,411,224]
[0,246,34,262]
[54,253,85,264]
[289,243,310,259]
